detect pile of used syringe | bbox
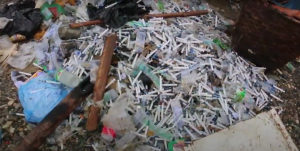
[47,1,285,150]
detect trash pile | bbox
[0,0,285,150]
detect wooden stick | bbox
[86,34,118,131]
[14,78,94,151]
[69,10,209,28]
[69,20,103,28]
[143,10,209,19]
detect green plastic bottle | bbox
[234,87,246,102]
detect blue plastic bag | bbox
[18,72,68,123]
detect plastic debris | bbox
[18,72,68,123]
[7,42,36,70]
[87,0,149,28]
[41,2,65,19]
[0,1,43,38]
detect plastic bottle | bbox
[55,69,82,88]
[233,87,246,102]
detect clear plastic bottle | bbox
[55,69,82,88]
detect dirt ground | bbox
[0,0,299,150]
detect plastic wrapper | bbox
[115,132,136,150]
[0,35,13,50]
[11,71,26,88]
[258,81,276,95]
[181,71,198,92]
[43,22,62,46]
[87,1,149,28]
[214,69,225,79]
[7,42,35,70]
[89,60,100,83]
[132,58,160,88]
[151,0,164,12]
[34,39,49,64]
[103,89,119,106]
[101,126,116,142]
[18,72,68,123]
[134,30,146,53]
[224,82,242,99]
[134,107,173,141]
[220,61,230,73]
[102,94,135,131]
[170,97,184,128]
[0,17,9,29]
[76,2,90,20]
[142,0,151,6]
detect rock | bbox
[26,124,34,131]
[8,145,16,151]
[0,117,5,125]
[7,98,15,106]
[9,127,15,133]
[7,115,18,121]
[13,103,21,110]
[2,121,13,129]
[49,146,58,151]
[296,120,299,124]
[12,135,21,141]
[18,128,23,131]
[19,131,24,138]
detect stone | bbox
[26,124,33,131]
[49,146,58,151]
[2,121,13,129]
[13,103,21,110]
[9,127,15,133]
[12,135,21,141]
[7,115,18,122]
[7,98,15,106]
[0,117,5,125]
[8,145,16,151]
[19,132,24,138]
